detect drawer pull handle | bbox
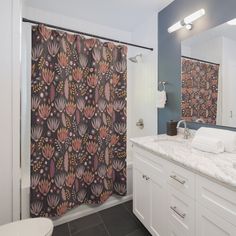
[170,206,186,219]
[170,175,186,185]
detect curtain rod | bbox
[181,56,220,66]
[22,18,154,51]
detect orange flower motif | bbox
[99,61,109,74]
[107,42,115,51]
[65,102,76,116]
[66,34,76,44]
[38,179,51,196]
[107,104,113,117]
[100,191,112,203]
[87,74,98,88]
[86,141,98,155]
[85,38,96,50]
[42,68,54,85]
[38,104,51,120]
[57,202,68,216]
[111,134,119,146]
[57,128,68,143]
[39,26,51,41]
[72,67,83,82]
[99,126,108,140]
[65,173,75,187]
[72,138,82,152]
[84,106,95,119]
[58,52,68,68]
[83,171,94,185]
[31,144,35,155]
[42,144,55,160]
[107,165,113,179]
[112,74,120,87]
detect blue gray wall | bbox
[158,0,236,134]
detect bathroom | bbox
[1,0,236,235]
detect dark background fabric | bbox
[181,58,219,125]
[30,25,127,218]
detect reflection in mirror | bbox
[181,19,236,128]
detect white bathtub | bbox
[21,162,133,226]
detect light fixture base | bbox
[185,23,193,31]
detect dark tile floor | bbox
[53,201,151,236]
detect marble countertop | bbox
[130,134,236,190]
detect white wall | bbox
[0,0,21,225]
[0,0,13,225]
[221,37,236,127]
[188,37,222,64]
[129,13,158,140]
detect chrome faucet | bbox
[176,120,190,139]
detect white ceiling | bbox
[23,0,174,31]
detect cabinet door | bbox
[149,177,166,236]
[196,204,236,236]
[133,168,150,225]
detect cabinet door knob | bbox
[146,176,150,181]
[170,206,186,219]
[142,174,146,179]
[170,175,186,185]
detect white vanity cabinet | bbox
[133,147,167,236]
[132,145,236,236]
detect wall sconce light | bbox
[168,9,205,33]
[227,18,236,25]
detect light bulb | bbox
[168,21,183,33]
[184,9,205,25]
[227,18,236,25]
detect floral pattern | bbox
[31,25,127,218]
[181,57,219,124]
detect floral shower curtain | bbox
[181,57,219,124]
[30,25,127,218]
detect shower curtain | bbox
[181,57,219,125]
[30,25,127,217]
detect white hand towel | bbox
[195,127,236,153]
[157,90,167,108]
[191,135,224,154]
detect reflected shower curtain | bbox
[181,57,219,125]
[30,25,127,217]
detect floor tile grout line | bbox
[67,222,72,236]
[67,213,102,235]
[97,212,111,236]
[102,222,112,236]
[122,202,135,219]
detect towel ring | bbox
[159,81,167,91]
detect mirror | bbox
[181,19,236,128]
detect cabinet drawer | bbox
[167,161,195,199]
[133,149,166,182]
[196,175,236,227]
[167,185,195,236]
[196,204,236,236]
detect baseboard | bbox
[53,194,133,226]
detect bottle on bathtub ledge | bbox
[166,120,178,136]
